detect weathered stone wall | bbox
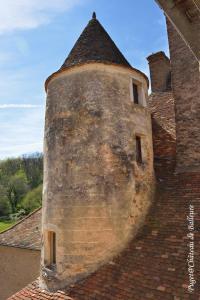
[167,20,200,172]
[156,0,200,61]
[147,51,171,92]
[0,246,40,299]
[40,63,154,291]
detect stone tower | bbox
[40,14,155,291]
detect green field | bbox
[0,221,16,233]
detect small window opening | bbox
[135,136,142,164]
[132,82,139,104]
[48,231,56,267]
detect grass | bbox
[0,220,16,233]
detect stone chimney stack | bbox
[147,51,171,92]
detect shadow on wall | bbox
[151,117,176,177]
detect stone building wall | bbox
[155,0,200,61]
[0,246,40,299]
[41,63,155,291]
[167,20,200,172]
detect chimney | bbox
[147,51,171,92]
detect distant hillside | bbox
[0,153,43,220]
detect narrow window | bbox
[132,82,139,104]
[48,231,56,266]
[135,136,142,164]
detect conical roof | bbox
[60,13,131,70]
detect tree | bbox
[22,153,43,188]
[7,171,28,213]
[21,184,42,213]
[0,158,22,177]
[0,185,11,217]
[0,153,43,217]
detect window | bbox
[135,136,142,164]
[48,231,56,267]
[132,82,139,104]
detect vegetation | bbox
[21,184,42,214]
[0,220,16,233]
[0,153,43,223]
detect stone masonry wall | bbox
[0,246,40,300]
[167,19,200,172]
[40,63,155,291]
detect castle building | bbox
[0,4,200,300]
[41,12,154,291]
[156,0,200,61]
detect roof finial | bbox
[92,12,96,19]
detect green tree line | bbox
[0,153,43,220]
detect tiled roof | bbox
[148,92,176,175]
[0,208,41,250]
[60,14,131,70]
[148,92,175,139]
[9,171,200,299]
[7,281,73,300]
[7,92,200,299]
[45,14,149,91]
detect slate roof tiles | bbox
[60,13,131,70]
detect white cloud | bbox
[0,104,43,109]
[0,0,82,35]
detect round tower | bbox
[40,13,155,291]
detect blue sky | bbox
[0,0,169,159]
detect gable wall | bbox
[0,246,40,299]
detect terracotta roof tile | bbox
[8,281,74,300]
[8,171,200,299]
[148,92,175,139]
[7,92,200,299]
[148,91,176,176]
[0,208,41,250]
